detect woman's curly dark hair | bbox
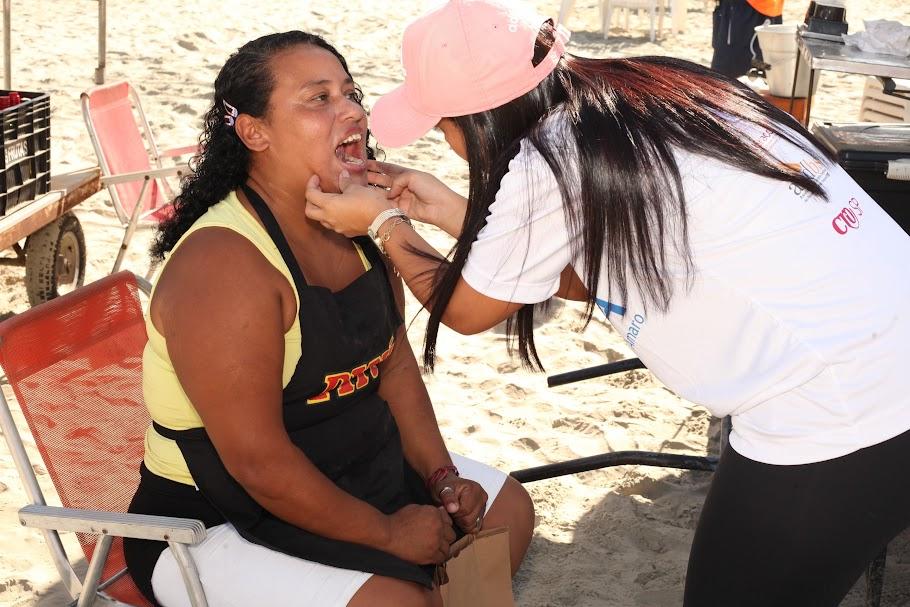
[152,31,377,259]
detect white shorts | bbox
[151,453,508,607]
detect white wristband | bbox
[367,208,407,241]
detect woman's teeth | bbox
[337,133,364,166]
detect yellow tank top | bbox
[142,191,303,485]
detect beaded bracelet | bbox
[425,464,459,492]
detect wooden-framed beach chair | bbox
[80,82,195,277]
[0,271,208,606]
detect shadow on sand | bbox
[21,422,910,607]
[512,414,910,606]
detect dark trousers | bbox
[683,427,910,606]
[710,0,782,78]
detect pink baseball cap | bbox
[371,0,571,148]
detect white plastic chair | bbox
[558,0,575,25]
[602,0,665,42]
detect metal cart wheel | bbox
[24,213,87,306]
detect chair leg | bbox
[0,392,84,601]
[602,1,614,40]
[144,258,160,281]
[75,535,114,607]
[649,6,656,42]
[112,179,150,274]
[169,541,209,607]
[558,0,575,25]
[136,275,153,297]
[719,415,732,454]
[658,0,665,38]
[865,546,887,607]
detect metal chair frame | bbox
[0,272,208,606]
[80,82,193,277]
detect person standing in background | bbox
[711,0,784,78]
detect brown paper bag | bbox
[439,527,515,607]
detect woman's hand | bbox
[367,161,467,237]
[305,172,394,238]
[433,475,488,535]
[385,504,456,565]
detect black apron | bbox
[137,184,436,590]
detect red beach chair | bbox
[0,271,208,606]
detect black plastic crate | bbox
[0,90,50,216]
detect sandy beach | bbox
[2,1,910,605]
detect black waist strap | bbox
[152,421,205,441]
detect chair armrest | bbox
[101,163,190,186]
[19,504,207,545]
[160,145,199,159]
[135,274,153,296]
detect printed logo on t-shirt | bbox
[787,158,831,202]
[832,197,863,235]
[595,298,645,348]
[756,127,775,149]
[625,314,646,349]
[306,335,395,404]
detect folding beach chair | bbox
[0,271,208,607]
[557,0,664,43]
[602,0,665,43]
[510,357,723,482]
[81,82,196,277]
[509,357,888,606]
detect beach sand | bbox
[2,1,909,605]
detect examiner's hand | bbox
[305,171,394,238]
[433,475,488,535]
[367,160,467,237]
[385,504,456,565]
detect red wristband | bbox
[426,465,459,492]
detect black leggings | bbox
[684,428,910,606]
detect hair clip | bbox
[223,99,239,128]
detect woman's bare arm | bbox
[152,228,452,564]
[377,270,490,531]
[376,273,452,479]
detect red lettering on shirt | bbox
[306,335,397,404]
[351,365,370,389]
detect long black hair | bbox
[421,22,835,371]
[152,31,375,259]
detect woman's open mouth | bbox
[335,132,366,170]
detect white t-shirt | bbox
[462,112,910,465]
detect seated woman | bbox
[123,30,534,607]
